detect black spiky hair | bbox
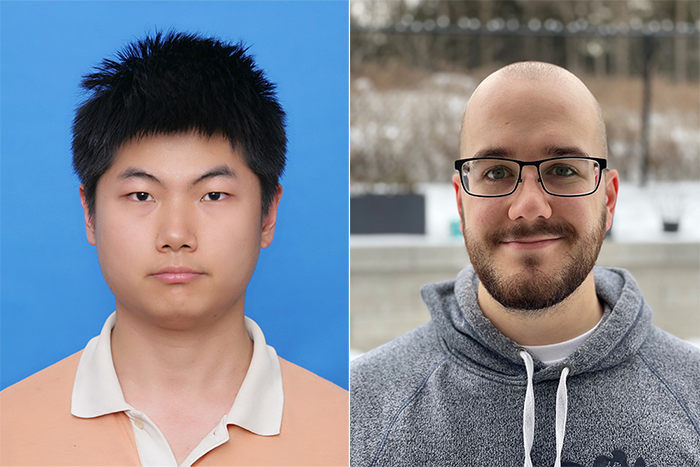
[72,30,287,217]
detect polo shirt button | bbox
[134,418,145,430]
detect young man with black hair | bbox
[1,31,348,466]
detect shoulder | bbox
[279,357,348,409]
[350,322,447,466]
[351,321,445,397]
[0,351,112,465]
[637,326,700,428]
[278,358,348,428]
[639,326,700,373]
[0,351,82,410]
[277,358,349,465]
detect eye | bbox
[550,165,577,177]
[128,192,154,202]
[201,192,229,202]
[484,166,513,180]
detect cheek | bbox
[211,222,260,255]
[95,208,150,250]
[556,198,599,226]
[203,209,262,272]
[94,211,151,283]
[462,199,507,231]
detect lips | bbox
[150,267,204,284]
[486,219,578,248]
[501,237,563,251]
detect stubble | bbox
[462,206,607,313]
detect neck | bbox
[477,272,603,346]
[111,304,253,404]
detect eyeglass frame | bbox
[454,156,608,198]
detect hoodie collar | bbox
[422,266,652,382]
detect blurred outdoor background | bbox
[350,0,700,355]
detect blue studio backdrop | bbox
[1,2,349,390]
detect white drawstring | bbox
[554,366,570,467]
[519,351,535,467]
[519,350,570,467]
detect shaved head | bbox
[460,61,607,159]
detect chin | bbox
[128,303,225,331]
[153,310,206,329]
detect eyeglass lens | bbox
[462,158,601,196]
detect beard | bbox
[462,206,607,313]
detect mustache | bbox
[486,219,578,246]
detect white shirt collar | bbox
[521,316,603,366]
[71,312,284,436]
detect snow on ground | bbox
[613,181,700,243]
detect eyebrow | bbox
[544,146,591,159]
[190,165,236,187]
[472,146,591,159]
[472,147,515,159]
[117,167,163,185]
[116,165,237,188]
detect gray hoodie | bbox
[351,266,700,467]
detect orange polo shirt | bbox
[0,320,348,466]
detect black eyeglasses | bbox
[454,156,608,198]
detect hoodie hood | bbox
[422,266,652,383]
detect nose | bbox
[156,201,197,252]
[507,166,553,221]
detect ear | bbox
[603,169,619,232]
[260,185,283,249]
[79,185,97,246]
[452,173,466,235]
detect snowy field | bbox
[613,181,700,243]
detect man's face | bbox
[80,132,281,329]
[454,77,618,312]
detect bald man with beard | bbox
[350,62,700,467]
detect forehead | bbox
[461,78,599,159]
[107,133,248,181]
